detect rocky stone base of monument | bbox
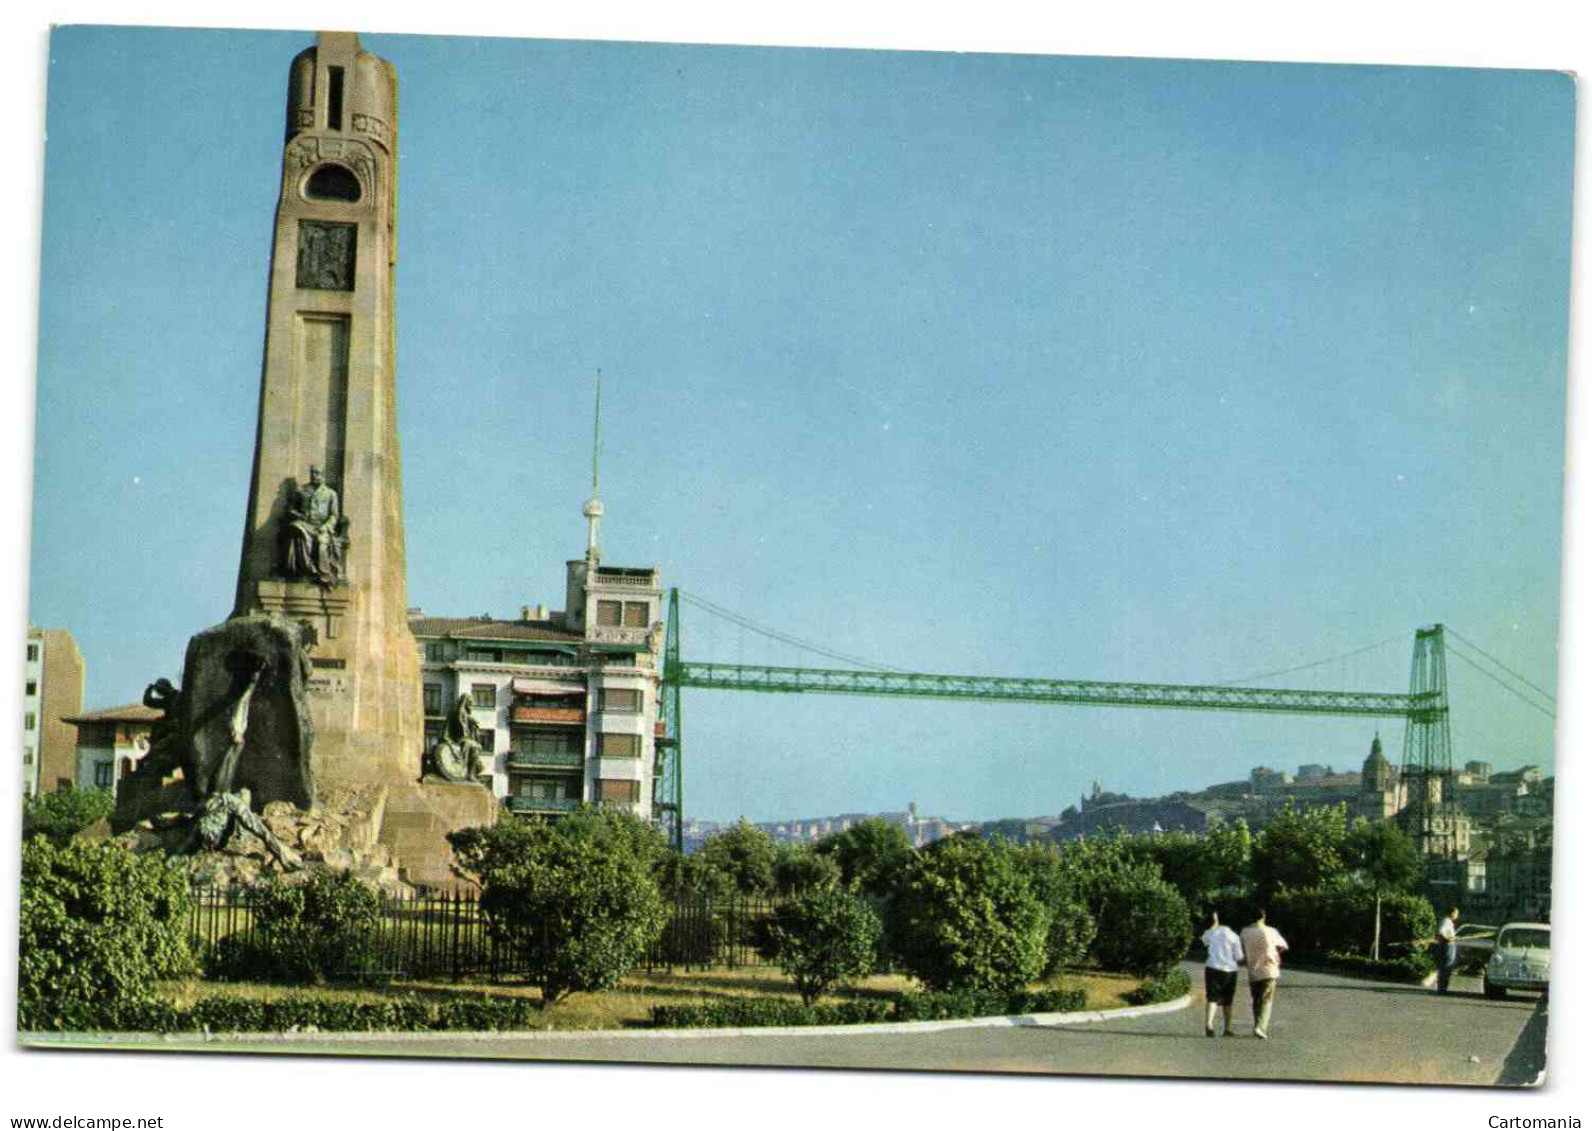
[378,779,499,891]
[97,783,417,896]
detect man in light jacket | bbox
[1240,908,1289,1040]
[1201,910,1244,1037]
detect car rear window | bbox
[1497,928,1550,950]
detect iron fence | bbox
[187,885,779,982]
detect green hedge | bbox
[25,994,545,1034]
[650,998,892,1029]
[1314,949,1435,984]
[1267,888,1435,960]
[890,986,1087,1022]
[649,986,1089,1029]
[1123,967,1192,1005]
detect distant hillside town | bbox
[682,802,971,854]
[976,734,1552,923]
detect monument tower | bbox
[232,32,421,789]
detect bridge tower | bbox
[1399,624,1462,878]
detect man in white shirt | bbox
[1200,910,1244,1037]
[1436,907,1459,994]
[1240,908,1289,1040]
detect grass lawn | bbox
[162,966,1149,1031]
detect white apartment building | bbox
[409,556,663,821]
[23,627,85,797]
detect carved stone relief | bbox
[297,221,357,290]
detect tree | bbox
[1203,818,1253,893]
[22,786,114,846]
[893,834,1048,993]
[1251,802,1349,901]
[770,887,881,1004]
[19,837,195,1030]
[772,842,841,897]
[1015,843,1098,974]
[1091,875,1192,976]
[814,818,914,899]
[1343,818,1424,960]
[448,810,666,1007]
[696,818,778,897]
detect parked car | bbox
[1484,921,1549,999]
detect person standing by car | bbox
[1200,910,1243,1037]
[1436,907,1460,994]
[1240,908,1289,1040]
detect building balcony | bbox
[587,626,653,648]
[510,705,585,726]
[506,796,581,814]
[509,751,584,769]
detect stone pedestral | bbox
[379,780,499,890]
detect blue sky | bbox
[27,27,1573,822]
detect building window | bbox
[22,747,32,765]
[93,762,115,789]
[600,733,641,759]
[477,728,496,754]
[25,680,37,696]
[425,641,449,663]
[597,778,641,804]
[471,683,497,709]
[466,647,500,663]
[517,730,582,756]
[423,684,442,715]
[600,688,642,713]
[26,643,38,662]
[596,600,623,627]
[623,602,649,628]
[24,713,36,732]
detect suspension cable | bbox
[678,590,903,672]
[1445,627,1557,705]
[1446,648,1556,721]
[1213,634,1406,687]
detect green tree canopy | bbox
[772,842,841,897]
[448,810,667,1006]
[1252,802,1350,901]
[815,817,915,899]
[770,886,881,1004]
[696,818,778,897]
[893,833,1048,994]
[22,786,114,846]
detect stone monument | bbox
[107,32,494,889]
[231,31,421,790]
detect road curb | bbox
[23,994,1192,1047]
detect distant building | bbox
[62,703,160,794]
[23,627,85,797]
[1296,763,1333,781]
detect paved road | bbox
[35,963,1547,1087]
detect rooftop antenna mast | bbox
[582,370,605,562]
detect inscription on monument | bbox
[297,220,357,290]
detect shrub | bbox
[893,834,1048,994]
[1123,966,1192,1006]
[770,887,881,1004]
[891,986,1087,1021]
[1316,949,1435,984]
[46,994,546,1034]
[1014,843,1098,976]
[18,837,194,1031]
[1091,875,1191,976]
[22,787,114,846]
[449,809,666,1006]
[1267,888,1436,960]
[650,998,891,1029]
[207,871,384,983]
